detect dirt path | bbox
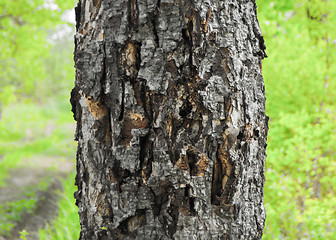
[0,157,75,240]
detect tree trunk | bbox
[71,0,268,239]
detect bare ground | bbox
[0,157,74,240]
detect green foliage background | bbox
[0,0,79,238]
[257,0,336,238]
[0,0,75,101]
[0,0,335,239]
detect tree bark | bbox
[71,0,268,239]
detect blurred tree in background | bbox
[257,0,336,238]
[0,0,76,103]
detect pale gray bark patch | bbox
[72,0,268,239]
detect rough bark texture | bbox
[71,0,268,239]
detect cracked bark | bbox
[71,0,268,239]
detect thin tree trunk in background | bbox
[71,0,268,239]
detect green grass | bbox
[38,172,80,240]
[0,97,77,236]
[0,2,78,236]
[0,98,76,186]
[0,177,53,236]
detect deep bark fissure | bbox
[118,82,125,121]
[151,15,159,47]
[138,131,153,183]
[75,2,81,31]
[117,209,146,234]
[128,0,139,30]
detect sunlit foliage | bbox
[257,0,336,238]
[0,0,76,100]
